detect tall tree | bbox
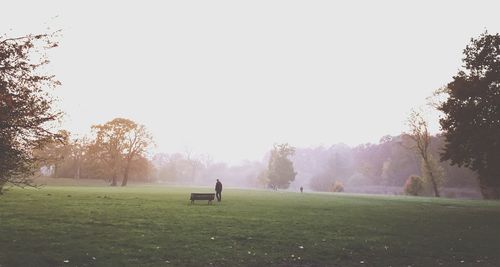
[267,143,297,189]
[406,110,444,197]
[90,120,126,186]
[91,118,152,186]
[438,32,500,199]
[0,32,61,193]
[121,122,153,186]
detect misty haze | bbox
[1,1,500,266]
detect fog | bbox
[3,0,500,165]
[139,134,479,198]
[42,131,480,198]
[3,1,498,198]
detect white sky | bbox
[2,1,500,163]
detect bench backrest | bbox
[190,193,215,200]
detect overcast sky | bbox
[2,1,500,163]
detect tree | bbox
[33,130,71,178]
[309,146,353,191]
[438,32,500,199]
[267,143,297,189]
[404,175,424,196]
[406,110,443,197]
[91,118,153,186]
[70,136,89,179]
[0,32,61,194]
[256,169,270,188]
[121,121,153,186]
[183,148,202,183]
[331,181,344,192]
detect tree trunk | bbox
[479,178,500,199]
[121,166,129,187]
[122,157,132,186]
[110,173,117,186]
[0,179,5,195]
[74,165,80,179]
[52,164,58,178]
[429,175,440,197]
[423,160,440,197]
[74,159,81,179]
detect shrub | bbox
[404,175,424,196]
[331,181,344,192]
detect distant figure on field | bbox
[300,186,303,193]
[215,179,223,202]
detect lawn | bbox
[1,186,499,266]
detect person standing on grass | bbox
[300,186,303,193]
[215,179,223,202]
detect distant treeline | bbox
[293,134,477,193]
[39,131,478,195]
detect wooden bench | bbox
[190,193,215,205]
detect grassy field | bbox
[1,186,499,267]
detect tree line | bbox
[293,134,476,196]
[30,127,480,197]
[34,118,153,186]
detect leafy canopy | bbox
[438,31,500,198]
[0,32,61,192]
[267,143,297,189]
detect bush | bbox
[404,175,424,196]
[331,181,344,192]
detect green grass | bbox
[1,186,500,267]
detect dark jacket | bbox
[215,181,222,192]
